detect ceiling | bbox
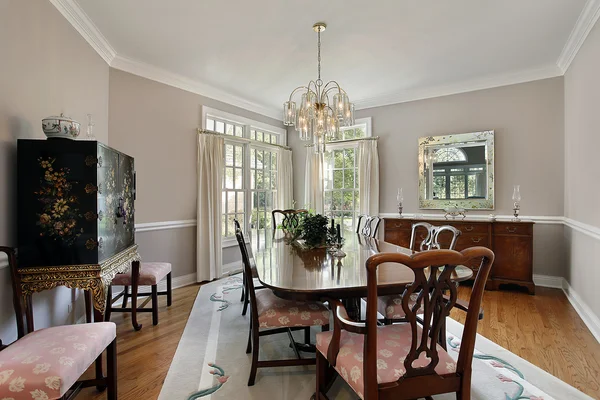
[70,0,592,120]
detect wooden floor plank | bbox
[77,284,600,399]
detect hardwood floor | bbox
[78,284,600,399]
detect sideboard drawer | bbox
[453,234,491,250]
[384,219,411,231]
[451,222,489,234]
[493,223,533,236]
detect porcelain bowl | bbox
[42,113,80,139]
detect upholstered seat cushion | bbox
[316,323,456,399]
[377,293,420,319]
[0,322,116,399]
[112,262,171,286]
[255,289,329,328]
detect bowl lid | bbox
[42,113,78,123]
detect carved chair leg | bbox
[131,261,142,331]
[107,338,117,400]
[121,286,129,309]
[152,285,159,326]
[304,326,311,345]
[84,291,93,324]
[246,318,252,354]
[248,322,259,386]
[166,272,172,306]
[105,286,113,322]
[315,351,328,399]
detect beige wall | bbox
[564,19,600,320]
[290,77,566,276]
[0,0,109,341]
[108,69,283,278]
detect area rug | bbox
[158,276,592,400]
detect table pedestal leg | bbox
[342,297,361,321]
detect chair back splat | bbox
[0,247,28,339]
[363,248,494,396]
[359,215,381,238]
[409,222,462,251]
[271,209,308,230]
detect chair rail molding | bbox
[134,219,197,233]
[557,0,600,73]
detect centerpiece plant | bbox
[298,213,329,248]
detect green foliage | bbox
[299,214,329,248]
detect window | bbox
[323,118,371,231]
[203,107,286,245]
[433,148,467,162]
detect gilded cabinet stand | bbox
[18,245,140,317]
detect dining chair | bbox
[315,247,495,400]
[236,219,263,316]
[0,246,117,400]
[359,215,381,238]
[105,260,173,331]
[379,222,464,326]
[271,209,308,230]
[235,227,330,386]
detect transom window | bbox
[251,129,279,145]
[433,148,467,162]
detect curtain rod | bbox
[304,136,379,147]
[197,128,292,151]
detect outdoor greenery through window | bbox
[205,108,284,241]
[323,121,369,231]
[250,147,277,230]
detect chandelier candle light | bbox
[283,22,355,154]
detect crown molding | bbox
[49,0,116,64]
[354,64,563,111]
[557,0,600,74]
[110,55,282,121]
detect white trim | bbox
[135,220,196,233]
[564,217,600,241]
[48,0,116,64]
[112,56,281,121]
[562,278,600,343]
[354,64,562,111]
[557,0,600,73]
[533,274,564,289]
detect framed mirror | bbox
[418,131,494,210]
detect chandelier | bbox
[283,22,355,153]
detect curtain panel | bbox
[357,140,380,217]
[277,149,294,210]
[304,147,324,214]
[196,134,224,282]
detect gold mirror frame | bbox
[418,131,495,210]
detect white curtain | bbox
[304,147,324,214]
[277,149,294,210]
[196,134,224,282]
[357,140,380,216]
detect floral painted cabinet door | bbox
[17,139,136,268]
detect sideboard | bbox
[383,217,535,294]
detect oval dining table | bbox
[249,228,473,303]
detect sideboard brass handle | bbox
[471,237,482,243]
[506,227,517,233]
[465,226,474,232]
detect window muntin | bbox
[250,147,277,230]
[222,143,245,237]
[433,147,467,162]
[324,147,359,231]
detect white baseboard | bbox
[533,274,564,289]
[561,279,600,343]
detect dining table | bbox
[249,228,474,312]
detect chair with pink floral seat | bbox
[105,260,172,330]
[234,226,330,386]
[0,246,117,400]
[315,247,494,400]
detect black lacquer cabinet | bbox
[17,139,135,268]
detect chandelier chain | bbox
[317,29,322,86]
